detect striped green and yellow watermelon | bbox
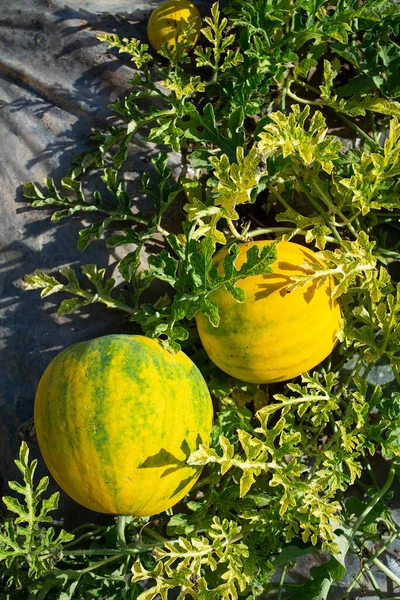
[35,335,213,516]
[196,240,341,384]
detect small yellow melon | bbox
[147,0,202,52]
[196,241,342,384]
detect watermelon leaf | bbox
[0,443,73,583]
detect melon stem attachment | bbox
[117,515,127,547]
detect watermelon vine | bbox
[2,1,400,598]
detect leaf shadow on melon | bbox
[137,435,204,499]
[276,261,320,304]
[253,274,291,301]
[252,269,318,303]
[254,275,320,304]
[137,436,202,474]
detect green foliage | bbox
[287,232,379,299]
[189,371,400,555]
[10,0,400,598]
[258,105,342,175]
[209,146,262,216]
[336,117,400,215]
[132,517,253,600]
[97,33,152,68]
[141,234,277,351]
[342,282,400,372]
[0,443,73,585]
[194,3,244,76]
[319,58,400,119]
[24,264,134,316]
[23,170,146,251]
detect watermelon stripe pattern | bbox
[35,335,213,516]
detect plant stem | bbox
[370,112,379,145]
[362,456,379,488]
[50,280,136,315]
[358,360,374,384]
[60,545,153,557]
[372,556,400,586]
[138,109,176,130]
[335,113,381,152]
[377,248,400,258]
[157,224,171,237]
[333,208,359,238]
[286,87,321,106]
[392,367,400,385]
[64,527,104,549]
[227,219,247,241]
[247,226,297,237]
[281,78,289,111]
[348,464,395,549]
[247,226,339,244]
[377,212,400,217]
[345,525,400,596]
[364,564,384,599]
[142,527,167,543]
[293,170,343,243]
[79,554,123,574]
[332,211,361,228]
[70,523,98,535]
[118,515,127,547]
[193,475,213,491]
[267,185,297,213]
[277,564,287,600]
[296,79,321,95]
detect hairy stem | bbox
[392,367,400,385]
[70,523,98,535]
[157,224,172,237]
[80,554,123,574]
[333,208,359,238]
[335,113,381,152]
[59,545,155,557]
[286,87,321,106]
[267,185,300,215]
[61,285,136,315]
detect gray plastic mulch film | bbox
[0,0,208,494]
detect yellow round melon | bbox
[34,335,213,515]
[196,240,341,384]
[147,0,202,52]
